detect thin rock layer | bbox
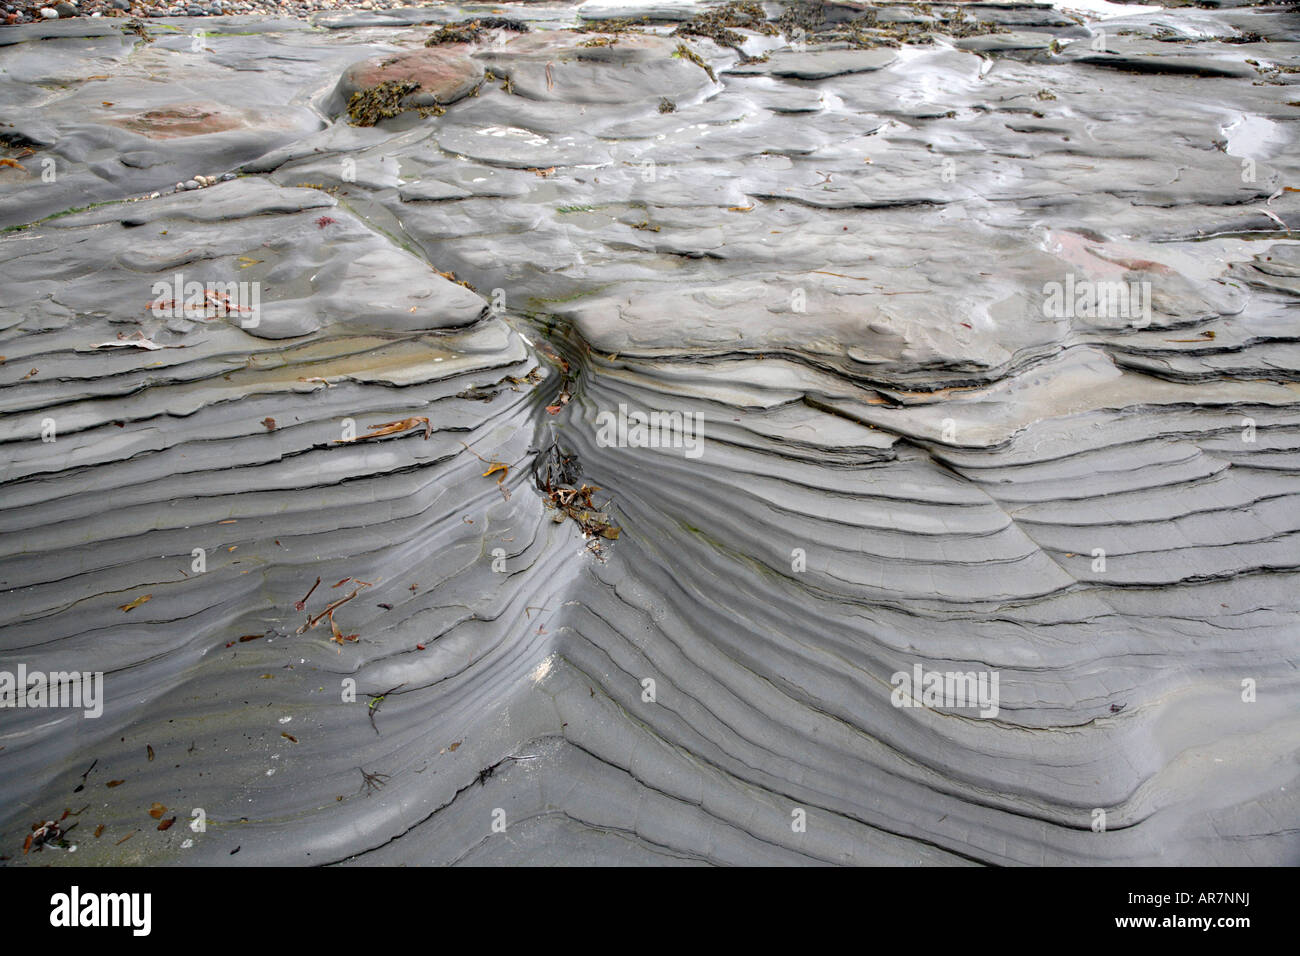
[0,1,1297,866]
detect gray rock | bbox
[576,0,706,21]
[397,180,474,203]
[726,48,898,79]
[473,30,719,105]
[0,0,1296,870]
[954,30,1058,53]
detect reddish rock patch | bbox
[334,47,484,114]
[106,104,248,140]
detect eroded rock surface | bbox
[1,1,1297,866]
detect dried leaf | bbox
[1260,207,1289,231]
[334,417,432,443]
[156,817,175,831]
[328,610,359,646]
[435,270,474,290]
[106,780,124,788]
[281,732,298,743]
[261,417,276,431]
[119,594,152,613]
[94,824,105,838]
[146,745,154,761]
[0,158,26,171]
[482,462,509,483]
[90,331,182,352]
[148,802,167,819]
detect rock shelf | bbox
[0,1,1297,866]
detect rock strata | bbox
[1,1,1297,866]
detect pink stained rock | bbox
[331,46,485,116]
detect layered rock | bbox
[0,1,1297,866]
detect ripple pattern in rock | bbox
[1,1,1297,866]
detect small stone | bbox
[39,7,58,18]
[184,179,199,190]
[53,0,76,14]
[221,172,236,181]
[175,182,185,190]
[110,0,129,8]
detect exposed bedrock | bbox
[326,46,486,118]
[0,1,1297,866]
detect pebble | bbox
[39,6,57,18]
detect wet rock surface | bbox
[1,1,1298,866]
[329,45,485,117]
